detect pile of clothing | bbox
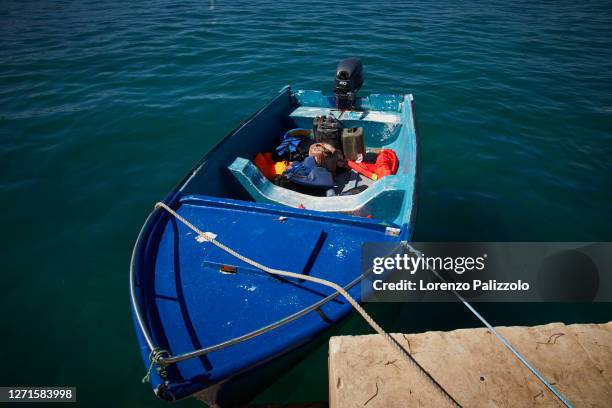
[254,120,398,196]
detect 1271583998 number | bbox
[0,387,76,402]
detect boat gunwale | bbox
[408,95,420,237]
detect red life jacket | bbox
[254,152,287,180]
[347,149,399,180]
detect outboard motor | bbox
[334,58,363,110]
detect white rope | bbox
[155,202,462,407]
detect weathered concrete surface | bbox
[245,404,327,408]
[329,322,612,407]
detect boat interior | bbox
[179,87,417,227]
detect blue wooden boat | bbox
[130,62,419,406]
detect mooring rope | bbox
[142,349,170,384]
[154,202,462,407]
[404,244,573,408]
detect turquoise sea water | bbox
[1,1,611,406]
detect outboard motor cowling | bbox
[334,58,363,110]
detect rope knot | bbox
[142,348,171,383]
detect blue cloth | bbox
[285,156,317,176]
[275,128,311,158]
[286,156,334,188]
[275,137,302,157]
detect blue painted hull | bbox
[130,86,419,405]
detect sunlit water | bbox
[1,1,611,406]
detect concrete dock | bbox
[329,322,612,407]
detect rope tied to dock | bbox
[404,244,573,408]
[154,202,462,407]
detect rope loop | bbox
[142,348,170,384]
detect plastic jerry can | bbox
[342,127,365,161]
[313,115,342,149]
